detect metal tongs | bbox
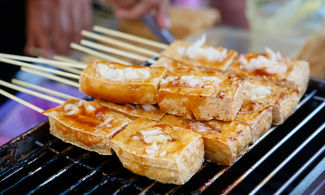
[142,13,175,44]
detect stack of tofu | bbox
[45,36,309,185]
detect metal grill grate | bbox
[0,78,324,194]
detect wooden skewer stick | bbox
[12,79,77,100]
[21,68,80,88]
[93,25,168,49]
[0,88,44,113]
[81,40,156,64]
[82,30,160,57]
[0,80,65,104]
[0,56,80,80]
[37,57,82,75]
[70,43,131,65]
[0,53,86,69]
[53,55,88,67]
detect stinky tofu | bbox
[111,118,204,185]
[45,99,131,155]
[156,73,245,121]
[162,37,237,72]
[79,61,166,104]
[160,115,252,165]
[244,77,299,125]
[229,48,309,98]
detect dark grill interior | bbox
[0,77,324,194]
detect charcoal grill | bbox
[0,77,324,194]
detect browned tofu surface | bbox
[244,77,299,125]
[80,61,166,104]
[111,118,204,184]
[229,51,309,98]
[156,74,245,121]
[152,56,220,76]
[45,99,131,155]
[235,100,272,142]
[160,115,252,165]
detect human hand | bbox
[25,0,92,58]
[101,0,170,29]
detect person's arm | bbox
[25,0,92,58]
[101,0,170,29]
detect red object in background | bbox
[210,0,249,28]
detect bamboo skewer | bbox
[70,43,131,65]
[37,57,82,75]
[93,25,168,49]
[81,30,161,57]
[22,68,80,88]
[0,57,80,80]
[12,79,77,100]
[0,88,44,113]
[81,40,156,64]
[0,53,86,69]
[53,55,88,67]
[0,80,64,104]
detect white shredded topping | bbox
[86,104,96,112]
[140,127,171,144]
[140,128,163,136]
[189,122,212,133]
[177,35,228,61]
[77,100,84,107]
[132,135,141,140]
[160,76,178,86]
[240,47,287,74]
[162,76,221,88]
[160,151,167,157]
[141,104,157,111]
[245,82,272,100]
[96,63,151,81]
[64,104,79,116]
[97,117,114,127]
[179,76,204,88]
[145,143,159,154]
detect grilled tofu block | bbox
[229,48,309,98]
[111,118,204,185]
[162,38,237,72]
[80,61,166,104]
[152,56,218,76]
[160,115,252,165]
[156,73,245,121]
[94,99,166,121]
[244,77,299,125]
[45,99,131,155]
[235,100,272,142]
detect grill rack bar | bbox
[223,99,325,194]
[37,141,131,195]
[275,144,325,195]
[0,138,57,182]
[0,142,74,194]
[249,122,325,194]
[60,169,97,195]
[27,152,92,194]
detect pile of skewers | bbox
[0,26,309,185]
